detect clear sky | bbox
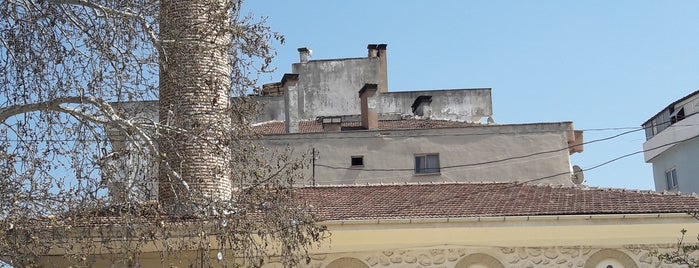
[243,1,699,190]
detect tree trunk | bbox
[158,0,232,208]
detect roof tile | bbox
[295,183,699,220]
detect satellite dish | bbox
[571,165,584,185]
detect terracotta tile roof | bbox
[295,182,699,221]
[254,119,479,135]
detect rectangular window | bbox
[415,154,440,174]
[665,168,678,190]
[351,156,364,167]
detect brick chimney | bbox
[283,73,300,133]
[298,47,311,63]
[359,84,379,130]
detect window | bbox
[666,168,678,190]
[415,154,440,174]
[351,156,364,167]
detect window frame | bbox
[414,153,440,175]
[665,168,678,190]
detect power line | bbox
[313,126,648,172]
[310,123,697,189]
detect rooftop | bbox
[253,118,479,135]
[296,182,699,221]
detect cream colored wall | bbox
[291,213,699,268]
[36,214,699,267]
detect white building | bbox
[643,90,699,192]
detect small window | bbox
[351,156,364,167]
[666,168,678,190]
[415,154,440,174]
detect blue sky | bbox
[243,1,699,190]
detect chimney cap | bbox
[367,44,379,49]
[281,73,299,85]
[359,83,378,95]
[297,47,310,53]
[377,44,387,50]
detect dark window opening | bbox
[351,156,364,167]
[671,107,685,124]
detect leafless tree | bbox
[0,0,325,266]
[656,229,699,268]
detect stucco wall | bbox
[261,122,576,186]
[644,112,699,193]
[286,214,699,268]
[381,89,492,122]
[289,246,664,268]
[650,136,699,193]
[255,95,285,122]
[291,58,381,120]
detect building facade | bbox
[32,182,699,267]
[107,44,585,201]
[253,44,583,186]
[643,90,699,193]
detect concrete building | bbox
[255,45,493,127]
[253,44,584,186]
[643,90,699,193]
[107,44,585,199]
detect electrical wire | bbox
[307,121,697,190]
[311,124,654,172]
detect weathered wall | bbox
[381,89,492,122]
[261,122,576,186]
[254,95,285,122]
[290,58,381,120]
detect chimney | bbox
[359,84,379,130]
[283,73,300,133]
[376,44,388,93]
[367,44,379,58]
[568,130,584,154]
[321,116,342,132]
[298,47,311,63]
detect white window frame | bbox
[665,168,678,190]
[415,153,440,174]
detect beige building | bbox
[30,182,699,267]
[292,182,699,268]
